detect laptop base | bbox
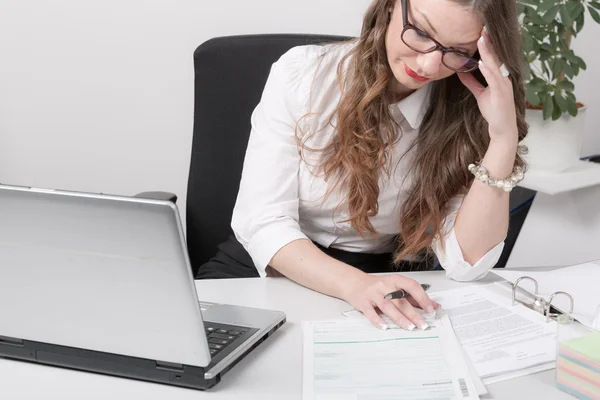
[0,317,284,390]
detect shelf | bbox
[518,159,600,195]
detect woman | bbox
[198,0,527,331]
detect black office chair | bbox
[189,34,351,277]
[138,33,535,277]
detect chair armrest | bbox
[133,191,178,203]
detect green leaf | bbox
[565,91,577,102]
[522,31,534,52]
[552,58,564,80]
[552,99,563,120]
[540,49,552,61]
[531,9,549,25]
[560,4,573,26]
[589,1,600,11]
[575,12,585,33]
[541,43,554,53]
[529,77,547,91]
[543,93,554,120]
[568,2,585,20]
[526,86,542,106]
[565,50,578,63]
[543,5,560,23]
[576,56,587,69]
[541,61,550,78]
[554,91,568,111]
[566,94,579,117]
[557,79,575,92]
[564,62,575,78]
[537,0,556,14]
[523,62,532,80]
[588,6,600,24]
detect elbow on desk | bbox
[440,247,503,283]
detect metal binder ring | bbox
[512,276,539,306]
[545,291,575,323]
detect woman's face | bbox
[386,0,482,92]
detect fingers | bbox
[375,298,416,331]
[407,298,441,313]
[391,275,436,315]
[477,44,498,88]
[393,299,429,330]
[362,305,390,331]
[458,72,485,100]
[478,28,500,72]
[477,27,510,88]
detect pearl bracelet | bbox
[468,162,525,192]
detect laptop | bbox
[0,184,285,390]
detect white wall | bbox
[0,0,368,225]
[0,0,598,228]
[571,21,600,158]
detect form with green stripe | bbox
[302,315,478,400]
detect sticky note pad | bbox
[561,331,600,363]
[557,331,600,400]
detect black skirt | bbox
[195,235,433,279]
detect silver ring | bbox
[499,63,510,78]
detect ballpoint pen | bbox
[384,283,430,300]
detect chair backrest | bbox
[186,34,351,275]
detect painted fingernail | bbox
[406,323,416,331]
[479,36,484,44]
[419,322,430,331]
[483,25,488,34]
[380,323,389,331]
[479,60,484,68]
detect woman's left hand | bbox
[458,28,518,143]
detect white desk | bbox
[0,272,575,399]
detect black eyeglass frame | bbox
[400,0,480,73]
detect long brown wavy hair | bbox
[301,0,528,265]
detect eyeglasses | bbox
[400,0,479,73]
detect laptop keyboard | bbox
[204,322,250,357]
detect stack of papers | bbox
[430,286,557,384]
[339,284,559,387]
[302,312,479,399]
[557,331,600,399]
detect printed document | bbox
[302,313,478,400]
[432,285,557,384]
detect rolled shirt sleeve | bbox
[231,48,311,277]
[432,196,505,282]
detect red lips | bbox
[404,65,430,82]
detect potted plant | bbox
[518,0,600,172]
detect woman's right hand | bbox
[341,273,439,331]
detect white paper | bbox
[342,309,488,396]
[432,285,557,383]
[302,314,479,400]
[482,363,555,385]
[493,262,600,329]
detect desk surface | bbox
[0,271,574,399]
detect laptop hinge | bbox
[155,361,184,372]
[0,335,24,346]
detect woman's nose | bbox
[416,51,444,77]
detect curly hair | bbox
[300,0,527,264]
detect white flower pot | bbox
[520,107,586,173]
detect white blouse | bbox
[231,42,504,281]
